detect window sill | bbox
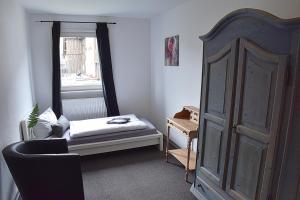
[61,89,103,99]
[61,84,101,92]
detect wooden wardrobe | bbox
[191,9,300,200]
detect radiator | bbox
[62,97,107,121]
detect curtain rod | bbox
[36,20,116,24]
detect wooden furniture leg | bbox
[185,136,192,181]
[166,125,170,162]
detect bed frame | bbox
[21,119,163,156]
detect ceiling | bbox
[18,0,189,18]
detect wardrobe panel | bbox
[207,57,228,116]
[231,135,266,200]
[203,121,223,178]
[240,53,276,133]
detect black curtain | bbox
[96,23,120,116]
[52,21,62,118]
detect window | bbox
[58,30,107,120]
[59,37,101,91]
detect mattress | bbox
[69,114,148,139]
[63,117,157,146]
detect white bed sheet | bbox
[69,114,148,139]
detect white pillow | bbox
[32,108,57,139]
[38,107,57,124]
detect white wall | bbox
[29,14,151,118]
[0,0,34,199]
[150,0,300,149]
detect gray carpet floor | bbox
[81,146,197,200]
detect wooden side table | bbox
[165,106,199,182]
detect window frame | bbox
[60,27,102,98]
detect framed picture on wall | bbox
[165,35,179,66]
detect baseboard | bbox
[190,184,207,200]
[162,134,180,149]
[14,192,20,200]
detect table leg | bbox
[166,125,170,162]
[185,137,192,182]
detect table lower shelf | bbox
[168,149,196,170]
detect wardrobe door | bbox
[197,39,238,193]
[226,38,288,200]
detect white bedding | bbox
[69,114,148,139]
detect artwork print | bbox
[165,35,179,66]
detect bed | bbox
[21,114,163,156]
